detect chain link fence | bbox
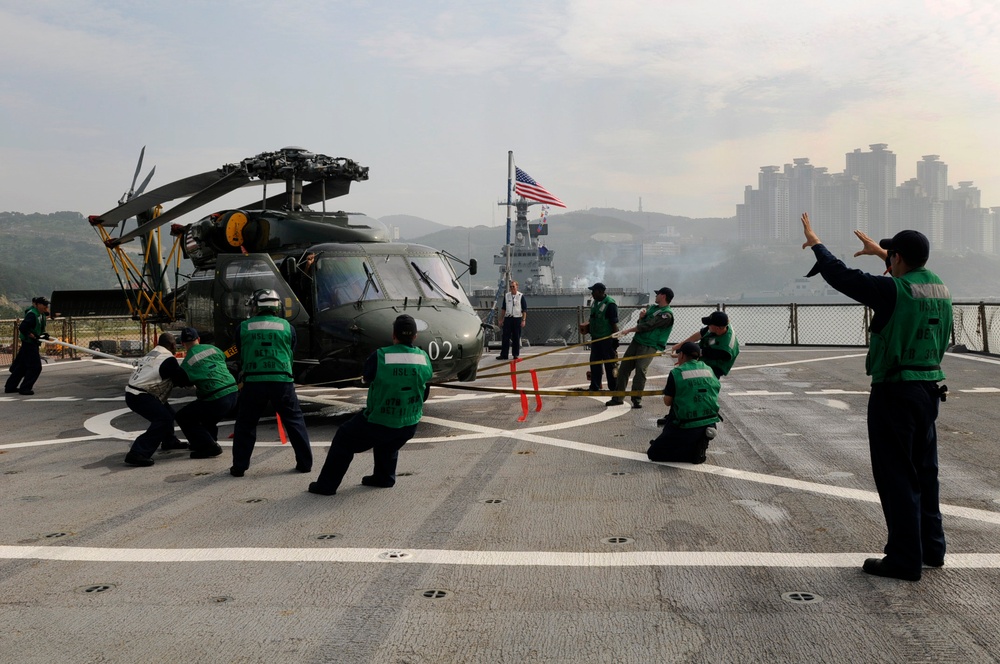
[3,302,998,368]
[475,301,1000,354]
[953,303,1000,353]
[1,316,155,367]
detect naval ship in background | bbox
[471,198,649,345]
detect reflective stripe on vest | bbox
[867,268,951,384]
[671,359,721,429]
[181,344,238,400]
[633,305,673,350]
[127,346,174,402]
[240,315,294,382]
[365,345,433,428]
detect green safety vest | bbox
[633,305,673,350]
[19,306,45,345]
[670,359,721,429]
[239,315,294,382]
[701,325,739,376]
[365,344,433,428]
[589,295,617,339]
[867,268,951,384]
[181,343,238,400]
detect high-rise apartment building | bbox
[815,173,868,247]
[735,145,994,254]
[846,144,896,240]
[917,155,948,202]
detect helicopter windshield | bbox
[314,253,472,309]
[410,255,471,305]
[315,256,382,311]
[375,255,420,300]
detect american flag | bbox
[514,167,566,208]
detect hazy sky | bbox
[4,0,1000,228]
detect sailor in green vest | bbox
[646,341,721,464]
[802,213,952,582]
[309,314,433,496]
[607,287,675,408]
[673,310,740,379]
[174,327,238,460]
[5,296,51,396]
[230,288,313,477]
[580,282,619,392]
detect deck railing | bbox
[2,302,997,367]
[473,301,1000,354]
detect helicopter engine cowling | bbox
[182,210,269,267]
[181,209,390,269]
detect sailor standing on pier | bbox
[801,213,951,582]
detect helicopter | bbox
[64,146,485,386]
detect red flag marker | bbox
[276,413,288,444]
[530,369,542,412]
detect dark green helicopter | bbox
[74,146,485,386]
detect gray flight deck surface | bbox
[2,347,1000,663]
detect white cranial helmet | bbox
[247,288,282,314]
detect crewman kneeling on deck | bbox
[124,332,187,467]
[308,314,433,496]
[647,341,721,464]
[174,327,237,459]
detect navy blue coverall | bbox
[809,243,946,575]
[5,312,44,394]
[312,351,431,493]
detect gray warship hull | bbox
[472,199,648,346]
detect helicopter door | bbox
[212,253,309,356]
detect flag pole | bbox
[506,151,513,246]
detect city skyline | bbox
[737,143,996,253]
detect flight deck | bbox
[2,347,1000,662]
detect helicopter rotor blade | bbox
[134,165,156,198]
[93,170,239,228]
[129,146,145,197]
[110,169,252,245]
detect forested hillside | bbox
[2,209,999,320]
[0,212,122,316]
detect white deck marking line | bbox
[948,353,1000,366]
[503,432,1000,527]
[732,353,867,371]
[0,434,107,449]
[12,395,1000,527]
[0,545,998,568]
[21,397,81,402]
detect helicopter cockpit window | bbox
[315,256,382,310]
[410,255,471,305]
[220,258,296,319]
[373,255,420,300]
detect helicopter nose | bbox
[355,308,484,379]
